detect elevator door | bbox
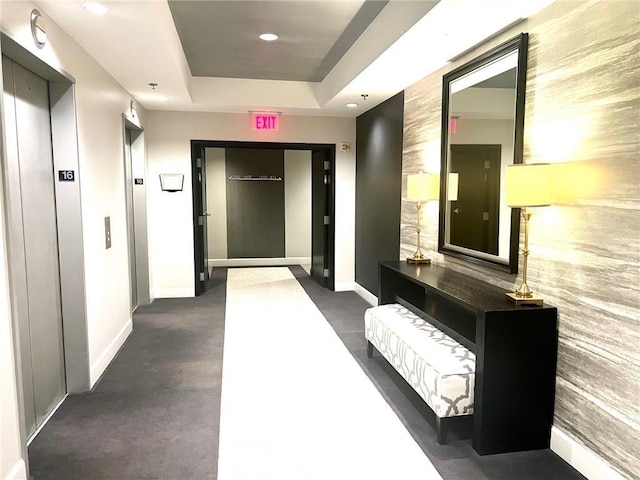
[124,128,138,311]
[2,56,66,438]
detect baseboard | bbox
[27,394,67,446]
[90,319,133,387]
[152,287,193,298]
[208,257,311,267]
[4,459,26,480]
[551,426,625,480]
[334,281,354,292]
[354,282,377,306]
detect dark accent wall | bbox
[355,92,404,294]
[226,148,285,258]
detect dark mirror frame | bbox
[438,33,529,274]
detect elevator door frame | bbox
[122,116,150,310]
[1,32,91,472]
[3,56,68,441]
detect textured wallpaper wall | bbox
[401,1,639,478]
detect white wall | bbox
[205,148,228,260]
[284,150,312,258]
[146,111,356,294]
[451,87,516,120]
[0,1,147,394]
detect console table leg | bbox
[436,416,448,445]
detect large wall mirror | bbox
[438,33,528,273]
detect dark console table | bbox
[378,261,558,455]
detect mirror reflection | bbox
[439,34,528,273]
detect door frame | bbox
[190,140,336,295]
[449,144,502,255]
[122,117,150,309]
[1,32,91,471]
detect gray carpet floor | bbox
[291,266,586,480]
[28,268,227,480]
[27,266,586,479]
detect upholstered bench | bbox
[364,303,476,444]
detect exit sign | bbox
[252,114,279,131]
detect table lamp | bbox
[407,172,439,264]
[505,163,552,305]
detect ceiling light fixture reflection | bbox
[82,2,108,14]
[157,94,169,101]
[346,103,358,108]
[259,33,278,42]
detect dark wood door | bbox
[225,148,285,258]
[450,145,501,255]
[201,151,209,283]
[311,150,328,287]
[193,147,209,295]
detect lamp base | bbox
[505,291,544,306]
[407,257,431,265]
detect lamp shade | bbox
[506,163,552,207]
[407,172,439,202]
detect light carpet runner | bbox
[218,267,442,480]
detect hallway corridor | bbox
[28,270,227,479]
[28,267,584,480]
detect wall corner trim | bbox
[550,427,625,480]
[208,257,311,268]
[354,282,377,306]
[152,287,194,299]
[4,459,27,480]
[89,319,133,387]
[334,281,355,292]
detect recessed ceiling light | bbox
[259,33,278,42]
[346,103,358,108]
[82,2,108,14]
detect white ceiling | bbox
[168,0,389,82]
[37,0,556,117]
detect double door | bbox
[192,143,334,295]
[2,56,66,438]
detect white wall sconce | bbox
[30,9,47,49]
[159,174,184,192]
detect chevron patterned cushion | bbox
[365,303,475,418]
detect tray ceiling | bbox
[36,0,555,116]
